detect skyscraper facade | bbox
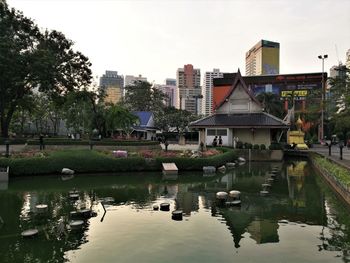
[159,79,177,108]
[202,69,223,115]
[246,40,280,76]
[124,74,147,87]
[99,70,124,104]
[176,64,201,115]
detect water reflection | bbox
[0,161,349,262]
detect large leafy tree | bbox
[105,104,139,137]
[328,67,350,138]
[123,81,167,115]
[155,106,198,133]
[0,3,92,137]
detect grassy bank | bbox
[311,154,350,189]
[0,148,237,176]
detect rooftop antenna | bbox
[335,44,342,65]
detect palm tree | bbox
[256,92,284,118]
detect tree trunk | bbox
[0,120,9,138]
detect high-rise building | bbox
[99,70,124,89]
[165,78,176,86]
[246,40,280,76]
[158,79,177,108]
[99,71,124,104]
[202,69,223,115]
[124,74,147,87]
[176,64,202,114]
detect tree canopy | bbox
[123,81,167,115]
[0,2,92,137]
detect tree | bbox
[155,107,198,133]
[0,3,92,137]
[123,81,167,115]
[256,92,284,119]
[328,67,350,138]
[105,104,139,137]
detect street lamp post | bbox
[318,54,328,142]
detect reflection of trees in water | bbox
[0,191,88,263]
[315,176,350,262]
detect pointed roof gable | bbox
[215,69,262,110]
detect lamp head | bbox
[324,54,328,59]
[318,55,322,59]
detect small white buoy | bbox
[36,204,48,213]
[69,193,79,200]
[69,190,79,195]
[260,190,269,196]
[172,210,183,221]
[79,209,91,218]
[70,211,80,219]
[229,190,241,198]
[103,197,115,204]
[216,191,228,200]
[267,178,274,183]
[218,165,226,173]
[262,183,271,188]
[153,205,159,211]
[226,162,236,168]
[238,157,246,163]
[69,220,84,230]
[160,203,170,211]
[21,229,39,238]
[226,200,242,206]
[62,168,74,175]
[279,220,289,224]
[203,166,216,174]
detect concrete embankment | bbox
[309,152,350,207]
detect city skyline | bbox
[7,0,350,84]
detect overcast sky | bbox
[7,0,350,84]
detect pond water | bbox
[0,160,350,263]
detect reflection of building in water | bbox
[175,184,199,216]
[247,218,279,244]
[286,161,307,208]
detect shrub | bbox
[253,144,260,150]
[269,142,282,150]
[244,143,252,149]
[0,148,238,176]
[0,138,27,145]
[260,144,266,150]
[0,149,151,176]
[236,141,243,149]
[26,139,159,146]
[156,147,237,171]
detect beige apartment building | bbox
[246,40,280,76]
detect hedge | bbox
[26,139,159,146]
[155,147,237,171]
[0,138,27,145]
[0,148,238,176]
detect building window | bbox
[207,129,227,136]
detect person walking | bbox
[218,136,223,147]
[212,136,218,147]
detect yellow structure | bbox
[287,116,308,150]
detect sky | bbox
[7,0,350,84]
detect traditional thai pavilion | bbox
[190,70,289,147]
